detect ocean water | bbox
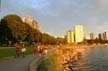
[72,46,108,71]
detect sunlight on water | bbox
[70,47,108,71]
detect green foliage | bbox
[37,53,60,71]
[0,14,28,42]
[0,47,34,58]
[4,14,28,41]
[0,48,16,58]
[0,19,13,41]
[26,47,34,54]
[56,37,66,44]
[86,38,108,44]
[0,14,66,45]
[4,14,23,24]
[31,29,42,42]
[41,33,57,44]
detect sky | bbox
[0,0,108,37]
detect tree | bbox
[56,37,66,44]
[3,14,28,41]
[0,14,62,45]
[0,19,13,45]
[24,22,42,42]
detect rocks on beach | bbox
[60,49,84,71]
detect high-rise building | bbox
[98,33,103,40]
[22,16,40,31]
[103,32,108,40]
[74,25,84,43]
[90,33,96,40]
[22,16,33,26]
[67,30,74,43]
[32,20,39,31]
[70,31,74,43]
[67,31,71,43]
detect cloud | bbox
[1,0,108,36]
[98,0,108,11]
[98,0,108,7]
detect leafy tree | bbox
[24,22,42,42]
[41,33,58,45]
[0,19,13,40]
[41,33,49,44]
[56,37,66,44]
[0,14,64,45]
[3,14,28,41]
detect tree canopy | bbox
[0,14,66,46]
[1,14,28,41]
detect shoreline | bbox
[60,44,108,71]
[63,44,108,49]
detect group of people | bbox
[34,43,48,56]
[15,42,26,57]
[15,42,48,58]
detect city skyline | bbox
[0,0,108,37]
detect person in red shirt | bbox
[34,44,37,56]
[38,45,41,56]
[38,44,43,56]
[15,42,20,57]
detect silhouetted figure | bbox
[34,44,37,56]
[15,42,20,57]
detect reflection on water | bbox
[74,47,108,71]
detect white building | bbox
[22,16,40,31]
[22,16,33,26]
[67,31,74,43]
[74,25,84,43]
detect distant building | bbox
[22,16,39,31]
[67,31,71,43]
[90,33,96,40]
[74,25,84,43]
[98,33,103,40]
[103,32,108,40]
[32,20,39,31]
[67,30,74,43]
[22,16,33,26]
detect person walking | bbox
[38,44,43,56]
[44,48,48,55]
[34,44,37,56]
[21,43,26,57]
[15,42,20,57]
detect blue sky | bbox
[0,0,108,37]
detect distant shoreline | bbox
[64,44,108,49]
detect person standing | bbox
[44,48,48,55]
[21,43,26,57]
[34,44,37,56]
[15,42,20,57]
[38,44,43,56]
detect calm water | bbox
[75,46,108,71]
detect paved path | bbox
[0,46,59,71]
[0,54,38,71]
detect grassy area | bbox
[0,47,34,58]
[37,52,62,71]
[37,46,75,71]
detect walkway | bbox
[0,54,38,71]
[0,46,59,71]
